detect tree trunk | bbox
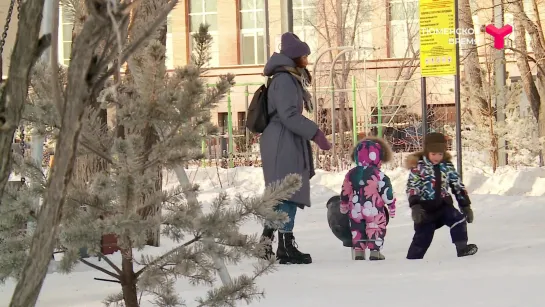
[512,0,545,156]
[148,21,167,246]
[458,0,487,111]
[530,0,545,46]
[9,14,101,307]
[513,11,540,120]
[126,1,168,247]
[488,96,498,172]
[70,4,108,186]
[0,0,47,201]
[538,111,545,158]
[459,0,501,167]
[120,246,139,307]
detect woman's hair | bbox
[293,56,308,68]
[303,68,312,84]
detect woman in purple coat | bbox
[259,32,331,265]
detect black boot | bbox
[259,227,275,260]
[455,241,478,257]
[276,232,312,264]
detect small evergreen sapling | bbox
[191,23,214,70]
[1,24,300,307]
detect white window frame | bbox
[389,0,419,58]
[240,0,265,65]
[189,0,220,67]
[293,0,317,62]
[58,6,74,66]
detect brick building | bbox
[0,0,541,133]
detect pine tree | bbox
[1,20,301,307]
[191,24,213,70]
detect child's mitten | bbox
[411,204,426,224]
[461,207,474,223]
[388,203,396,218]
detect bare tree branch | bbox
[0,0,47,203]
[80,257,121,280]
[97,253,123,275]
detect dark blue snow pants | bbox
[406,205,468,259]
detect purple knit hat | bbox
[280,32,311,60]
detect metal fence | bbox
[12,75,458,171]
[196,75,458,170]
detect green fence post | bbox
[376,75,383,138]
[201,127,206,168]
[227,90,234,168]
[330,76,336,162]
[244,85,250,161]
[351,75,358,145]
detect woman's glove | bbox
[312,129,332,150]
[411,204,426,224]
[461,207,474,223]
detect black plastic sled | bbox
[326,195,389,248]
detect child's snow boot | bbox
[352,249,365,260]
[276,232,312,264]
[370,250,386,261]
[455,241,478,257]
[259,227,275,260]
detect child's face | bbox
[428,152,444,165]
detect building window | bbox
[389,0,420,58]
[293,0,317,62]
[343,2,374,60]
[59,6,74,66]
[166,14,174,69]
[237,112,246,133]
[189,0,220,67]
[240,0,265,65]
[218,112,228,134]
[429,103,456,125]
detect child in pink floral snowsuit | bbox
[340,138,396,261]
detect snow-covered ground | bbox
[1,164,545,307]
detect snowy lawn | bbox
[1,166,544,307]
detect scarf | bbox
[283,66,314,113]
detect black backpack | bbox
[245,72,288,133]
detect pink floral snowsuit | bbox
[340,140,397,251]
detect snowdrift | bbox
[175,165,545,199]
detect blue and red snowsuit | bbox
[405,151,472,259]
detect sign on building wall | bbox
[419,0,457,77]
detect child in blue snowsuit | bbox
[405,132,478,259]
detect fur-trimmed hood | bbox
[404,151,452,169]
[352,137,393,168]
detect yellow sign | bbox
[419,0,457,77]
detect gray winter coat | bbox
[259,53,319,208]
